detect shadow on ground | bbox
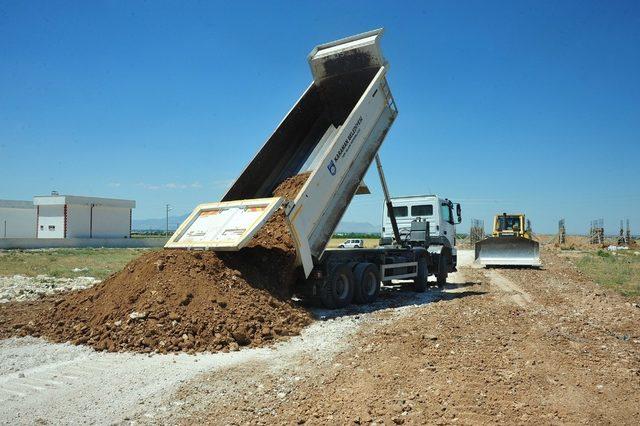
[308,281,486,320]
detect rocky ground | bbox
[0,275,99,304]
[1,249,639,424]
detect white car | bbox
[338,239,364,248]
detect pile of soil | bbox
[0,173,313,354]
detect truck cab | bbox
[381,195,462,281]
[381,195,460,246]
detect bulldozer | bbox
[474,213,541,267]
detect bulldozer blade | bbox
[474,236,541,267]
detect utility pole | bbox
[165,204,172,236]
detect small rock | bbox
[129,311,147,320]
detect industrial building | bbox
[34,194,135,239]
[0,200,37,238]
[0,194,135,240]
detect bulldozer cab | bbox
[496,215,520,232]
[493,213,529,237]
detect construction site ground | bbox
[1,249,639,424]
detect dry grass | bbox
[0,248,157,279]
[575,249,640,297]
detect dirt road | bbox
[1,250,639,424]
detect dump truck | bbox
[166,29,460,308]
[474,213,541,267]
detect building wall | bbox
[67,204,91,238]
[0,206,36,238]
[37,205,65,238]
[0,237,167,249]
[91,206,131,238]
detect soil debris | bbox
[0,173,313,354]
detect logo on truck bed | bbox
[327,160,337,176]
[327,116,363,176]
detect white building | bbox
[0,200,37,238]
[33,195,136,239]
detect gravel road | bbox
[0,253,471,424]
[1,249,638,424]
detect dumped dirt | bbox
[155,251,640,425]
[0,173,313,354]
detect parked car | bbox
[338,239,364,248]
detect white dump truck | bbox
[166,29,461,308]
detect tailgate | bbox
[165,197,283,250]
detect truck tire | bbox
[436,254,448,289]
[320,264,355,309]
[413,257,428,293]
[437,272,447,288]
[353,263,381,304]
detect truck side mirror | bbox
[455,204,462,224]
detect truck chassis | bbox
[299,246,453,309]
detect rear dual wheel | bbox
[319,262,381,309]
[319,264,355,309]
[353,263,380,304]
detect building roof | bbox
[33,195,135,208]
[0,199,34,209]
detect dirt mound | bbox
[0,173,313,354]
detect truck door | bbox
[439,201,455,247]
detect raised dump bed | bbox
[167,29,398,277]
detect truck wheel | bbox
[353,263,380,304]
[436,272,447,288]
[320,264,355,309]
[413,257,428,293]
[436,254,448,288]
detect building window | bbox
[411,205,433,216]
[40,225,44,230]
[48,225,56,231]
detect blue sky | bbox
[1,0,638,234]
